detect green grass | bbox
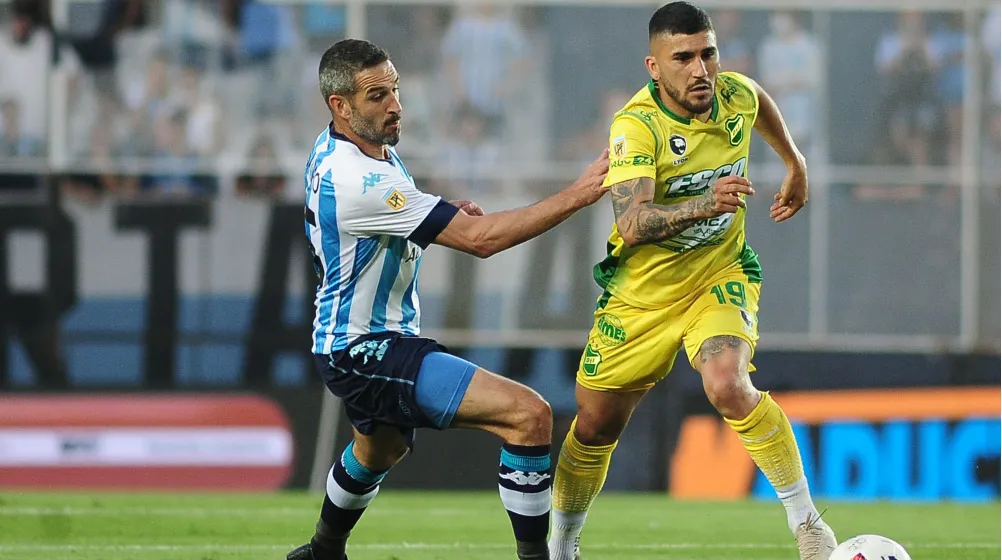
[0,491,997,559]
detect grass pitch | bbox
[0,491,997,559]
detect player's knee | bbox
[702,371,757,420]
[353,438,409,472]
[573,408,626,447]
[510,393,552,445]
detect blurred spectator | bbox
[873,11,937,167]
[433,104,503,198]
[167,63,225,158]
[121,50,173,157]
[0,99,42,158]
[235,132,286,198]
[301,3,346,54]
[713,10,752,75]
[161,0,228,69]
[70,0,146,101]
[0,0,81,149]
[238,0,300,117]
[757,11,821,153]
[61,112,139,204]
[931,13,966,167]
[561,89,632,163]
[142,111,212,198]
[441,5,529,137]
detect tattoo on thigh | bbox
[699,335,746,364]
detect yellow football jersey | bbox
[595,71,763,309]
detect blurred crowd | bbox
[0,1,996,203]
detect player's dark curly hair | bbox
[319,39,390,101]
[649,1,713,40]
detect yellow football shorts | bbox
[577,270,761,392]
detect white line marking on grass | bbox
[0,542,996,552]
[0,506,475,517]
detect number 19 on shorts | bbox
[710,281,746,308]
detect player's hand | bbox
[569,148,610,207]
[701,176,755,216]
[451,200,484,216]
[770,165,808,223]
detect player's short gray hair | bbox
[319,39,390,102]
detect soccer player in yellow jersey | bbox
[549,3,838,560]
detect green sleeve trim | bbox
[614,110,660,156]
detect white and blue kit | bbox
[304,124,475,439]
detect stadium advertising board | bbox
[0,394,293,489]
[669,387,1000,502]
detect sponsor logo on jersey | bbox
[739,308,756,335]
[362,172,386,194]
[597,314,627,346]
[665,157,747,198]
[669,134,687,156]
[610,155,655,168]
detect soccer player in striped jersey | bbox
[286,39,609,560]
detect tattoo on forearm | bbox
[610,179,715,245]
[699,335,746,365]
[610,180,638,222]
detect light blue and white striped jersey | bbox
[304,124,454,355]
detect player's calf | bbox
[497,394,553,560]
[298,429,408,560]
[695,335,833,546]
[449,370,555,560]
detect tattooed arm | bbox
[610,175,756,248]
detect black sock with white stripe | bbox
[498,443,552,559]
[310,441,388,560]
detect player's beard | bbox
[349,105,401,147]
[663,80,715,116]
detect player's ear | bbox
[644,55,660,82]
[329,94,351,121]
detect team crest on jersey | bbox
[383,188,407,211]
[668,134,687,157]
[725,114,745,146]
[612,135,627,158]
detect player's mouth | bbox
[688,82,712,95]
[386,119,400,132]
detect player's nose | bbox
[692,58,709,78]
[387,95,402,114]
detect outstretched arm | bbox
[431,149,610,258]
[608,176,755,248]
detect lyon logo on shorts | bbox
[739,309,756,334]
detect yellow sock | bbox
[549,418,617,558]
[725,391,803,489]
[552,417,617,513]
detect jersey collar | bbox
[328,121,393,163]
[647,79,719,125]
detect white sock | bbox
[776,476,823,534]
[548,509,587,560]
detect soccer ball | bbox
[829,534,911,560]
